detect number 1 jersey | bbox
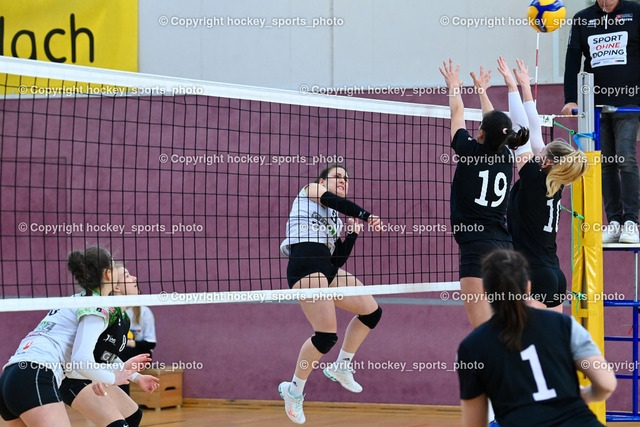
[457,309,602,427]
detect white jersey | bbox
[280,186,343,256]
[4,292,111,386]
[125,306,156,343]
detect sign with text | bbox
[1,0,137,70]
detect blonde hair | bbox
[131,306,141,324]
[544,141,589,197]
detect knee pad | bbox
[106,421,128,427]
[358,306,382,329]
[311,332,338,354]
[125,407,143,427]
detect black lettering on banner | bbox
[70,14,93,63]
[0,14,94,63]
[44,28,66,62]
[12,29,36,59]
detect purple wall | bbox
[1,96,456,294]
[0,83,637,411]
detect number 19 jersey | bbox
[450,129,513,244]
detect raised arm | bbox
[513,59,533,102]
[439,59,465,140]
[497,56,518,94]
[470,66,493,115]
[497,57,532,170]
[514,59,545,155]
[305,183,382,230]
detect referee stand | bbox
[602,243,640,422]
[597,104,640,423]
[585,103,640,422]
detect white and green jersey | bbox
[4,292,112,386]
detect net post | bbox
[574,71,606,422]
[578,72,595,151]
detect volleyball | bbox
[527,0,566,33]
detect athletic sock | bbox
[336,349,355,370]
[289,375,306,396]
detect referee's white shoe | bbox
[278,381,306,424]
[602,220,621,243]
[620,220,640,244]
[323,362,363,393]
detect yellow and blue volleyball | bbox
[527,0,566,33]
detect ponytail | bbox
[543,141,589,197]
[505,127,530,151]
[480,110,530,152]
[67,246,114,293]
[482,249,530,352]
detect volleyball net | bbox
[0,57,555,312]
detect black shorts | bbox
[458,240,513,279]
[286,242,339,288]
[59,377,91,406]
[529,264,567,308]
[0,362,62,421]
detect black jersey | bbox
[564,1,640,106]
[450,129,513,244]
[457,309,602,427]
[93,307,130,364]
[508,160,562,267]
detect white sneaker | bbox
[620,220,640,244]
[602,220,621,243]
[278,382,306,424]
[323,362,363,393]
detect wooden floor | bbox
[67,403,459,427]
[63,400,640,427]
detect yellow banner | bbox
[1,0,137,71]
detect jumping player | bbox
[498,57,589,312]
[439,59,529,328]
[0,247,143,427]
[278,164,383,424]
[457,249,616,426]
[58,265,160,427]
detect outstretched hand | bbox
[135,374,161,393]
[497,56,516,89]
[439,59,463,91]
[469,66,492,93]
[513,59,532,88]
